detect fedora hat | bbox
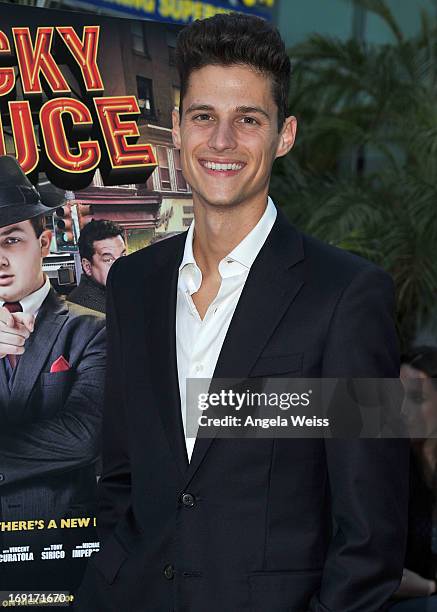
[0,155,65,229]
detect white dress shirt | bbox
[176,197,277,461]
[0,275,51,317]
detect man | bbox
[0,156,106,593]
[68,219,126,313]
[78,14,408,612]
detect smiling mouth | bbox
[199,160,245,172]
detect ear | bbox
[275,115,297,159]
[81,258,92,277]
[40,229,52,258]
[172,108,181,149]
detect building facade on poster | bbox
[0,11,194,253]
[0,26,157,186]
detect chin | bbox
[206,200,235,208]
[0,291,18,303]
[198,193,246,209]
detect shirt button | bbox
[180,493,195,507]
[194,363,203,374]
[163,564,174,580]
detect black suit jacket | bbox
[0,289,106,591]
[78,209,409,612]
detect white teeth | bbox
[203,161,243,171]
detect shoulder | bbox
[301,232,393,291]
[273,207,392,291]
[65,299,105,322]
[122,232,186,271]
[59,296,106,334]
[108,232,186,289]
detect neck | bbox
[192,195,268,275]
[23,273,46,301]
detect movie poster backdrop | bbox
[0,4,191,604]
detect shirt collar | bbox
[225,196,277,270]
[0,275,51,317]
[179,219,196,272]
[179,196,277,275]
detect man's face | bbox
[82,235,126,286]
[172,64,296,210]
[0,220,51,302]
[400,364,437,438]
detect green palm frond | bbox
[272,0,437,345]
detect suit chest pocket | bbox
[249,352,303,377]
[40,370,74,387]
[34,370,74,418]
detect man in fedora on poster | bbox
[78,13,408,612]
[0,155,106,594]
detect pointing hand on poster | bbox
[0,306,34,358]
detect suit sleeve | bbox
[0,319,106,486]
[308,265,409,612]
[95,262,132,543]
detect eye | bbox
[239,116,259,125]
[4,237,20,245]
[193,113,213,122]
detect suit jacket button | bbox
[0,473,5,482]
[163,564,174,580]
[180,493,195,507]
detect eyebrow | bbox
[236,105,270,120]
[185,103,270,120]
[99,249,127,256]
[0,226,26,237]
[185,104,214,114]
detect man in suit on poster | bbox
[78,14,409,612]
[0,156,106,593]
[68,219,127,314]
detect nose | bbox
[0,253,9,268]
[207,119,237,152]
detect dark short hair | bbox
[402,345,437,389]
[78,219,124,262]
[30,214,46,238]
[175,13,291,130]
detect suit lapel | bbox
[144,236,189,478]
[8,289,68,423]
[185,209,305,484]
